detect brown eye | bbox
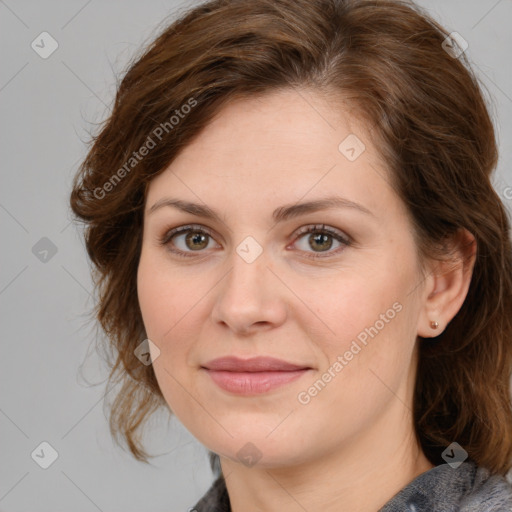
[160,223,351,260]
[160,225,219,258]
[184,231,210,251]
[292,224,351,259]
[308,232,334,252]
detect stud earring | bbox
[430,320,439,330]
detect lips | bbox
[201,356,312,395]
[202,356,310,372]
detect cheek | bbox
[301,255,419,395]
[137,262,169,339]
[137,258,189,374]
[137,256,195,413]
[137,249,192,339]
[314,293,411,392]
[304,264,408,352]
[136,251,207,378]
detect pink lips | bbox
[202,356,311,395]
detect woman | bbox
[70,0,512,510]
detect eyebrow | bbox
[147,195,374,223]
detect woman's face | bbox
[137,88,430,468]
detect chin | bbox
[199,431,311,469]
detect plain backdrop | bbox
[1,1,511,511]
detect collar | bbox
[192,460,512,511]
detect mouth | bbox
[201,356,313,395]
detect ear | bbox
[417,228,477,338]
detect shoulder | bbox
[190,475,230,512]
[190,462,512,512]
[379,460,512,512]
[458,463,512,511]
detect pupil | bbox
[187,232,208,250]
[311,232,332,251]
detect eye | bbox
[159,223,351,259]
[291,224,351,259]
[159,224,219,258]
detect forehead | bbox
[145,88,396,219]
[182,89,367,165]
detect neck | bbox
[220,407,434,512]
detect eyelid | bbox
[292,223,351,244]
[159,222,351,259]
[159,223,218,246]
[288,224,351,259]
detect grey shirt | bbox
[191,460,512,511]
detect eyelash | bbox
[158,223,351,260]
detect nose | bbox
[210,245,288,335]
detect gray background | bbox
[1,1,511,511]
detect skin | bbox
[137,88,476,512]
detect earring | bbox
[430,320,439,330]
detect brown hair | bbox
[70,0,512,475]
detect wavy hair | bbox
[70,0,512,475]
